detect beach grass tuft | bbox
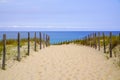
[0,38,41,60]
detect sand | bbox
[0,44,120,80]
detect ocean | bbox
[0,31,119,44]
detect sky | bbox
[0,0,120,31]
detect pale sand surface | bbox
[0,44,120,80]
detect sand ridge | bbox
[0,44,120,80]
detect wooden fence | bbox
[81,32,120,59]
[1,32,50,70]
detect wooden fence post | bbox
[88,35,90,46]
[47,35,49,46]
[92,33,95,48]
[85,36,87,45]
[93,32,96,49]
[17,32,20,61]
[45,34,46,47]
[86,36,88,46]
[110,32,112,57]
[40,32,42,49]
[90,34,92,47]
[34,32,36,51]
[45,34,47,47]
[48,36,50,46]
[43,33,45,48]
[2,34,6,70]
[98,32,100,51]
[27,32,30,55]
[46,34,48,47]
[119,33,120,44]
[103,32,106,53]
[47,36,49,46]
[94,32,97,49]
[87,35,88,46]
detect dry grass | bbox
[0,38,43,60]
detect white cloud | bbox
[1,25,119,31]
[0,25,97,31]
[5,25,95,29]
[7,25,41,28]
[46,26,95,29]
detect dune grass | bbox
[55,35,120,48]
[0,38,43,60]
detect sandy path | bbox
[0,44,120,80]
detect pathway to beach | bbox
[0,44,120,80]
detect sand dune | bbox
[0,44,120,80]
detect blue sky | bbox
[0,0,120,31]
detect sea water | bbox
[0,31,119,44]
